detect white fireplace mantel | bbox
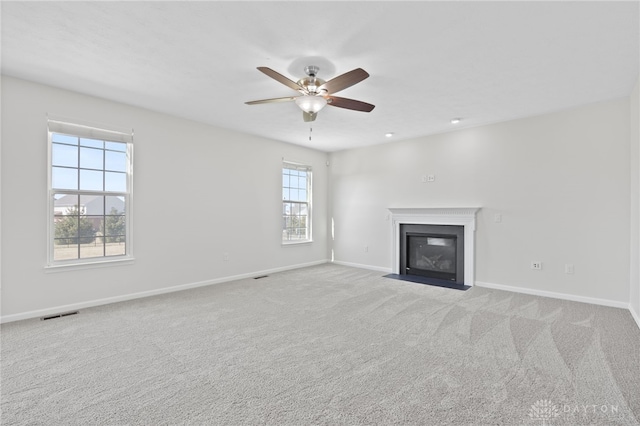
[389,207,480,286]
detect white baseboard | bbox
[331,260,392,274]
[0,259,330,324]
[331,263,630,309]
[475,280,629,309]
[630,303,640,330]
[6,262,638,332]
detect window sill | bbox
[45,256,135,273]
[282,240,313,247]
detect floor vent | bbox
[41,311,79,321]
[254,275,269,280]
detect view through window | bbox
[282,162,311,243]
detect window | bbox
[282,162,312,243]
[47,118,133,267]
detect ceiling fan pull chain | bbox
[309,125,313,141]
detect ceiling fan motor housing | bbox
[297,66,325,95]
[304,65,320,77]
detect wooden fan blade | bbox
[326,96,375,112]
[318,68,369,94]
[257,67,307,93]
[303,111,317,122]
[245,96,297,105]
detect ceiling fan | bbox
[245,65,375,122]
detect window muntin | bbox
[48,120,132,266]
[282,163,312,243]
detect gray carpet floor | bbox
[2,263,639,425]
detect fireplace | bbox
[389,208,479,287]
[400,224,464,284]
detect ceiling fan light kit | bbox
[295,95,327,113]
[246,64,375,122]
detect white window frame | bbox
[282,161,312,245]
[46,116,134,270]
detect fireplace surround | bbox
[389,208,480,286]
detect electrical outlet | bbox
[421,175,428,183]
[427,174,435,182]
[531,261,542,270]
[565,264,574,274]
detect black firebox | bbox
[399,224,464,285]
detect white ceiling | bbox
[2,1,638,152]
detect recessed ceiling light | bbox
[385,132,394,138]
[450,118,462,124]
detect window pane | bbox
[283,174,289,187]
[54,194,78,216]
[105,141,127,152]
[52,167,78,190]
[80,241,104,259]
[80,195,104,216]
[52,133,78,145]
[80,169,103,191]
[299,189,307,201]
[80,138,103,149]
[54,208,80,260]
[54,197,95,243]
[299,176,307,188]
[80,147,103,170]
[105,151,127,172]
[106,241,126,256]
[282,188,289,201]
[54,238,79,261]
[79,216,95,244]
[105,213,125,240]
[86,216,105,235]
[284,216,293,229]
[105,196,126,214]
[52,143,78,167]
[105,172,126,192]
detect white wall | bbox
[630,75,640,323]
[0,76,329,320]
[2,75,636,320]
[329,98,631,305]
